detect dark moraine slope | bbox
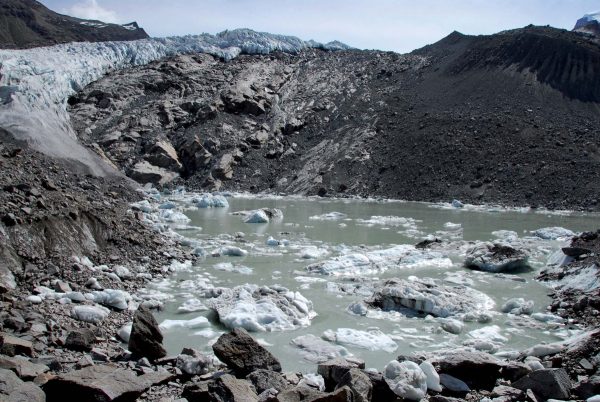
[0,0,148,49]
[68,25,600,210]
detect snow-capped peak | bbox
[574,11,600,33]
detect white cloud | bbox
[64,0,120,23]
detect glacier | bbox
[0,29,349,174]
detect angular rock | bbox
[0,368,45,402]
[317,358,365,391]
[430,350,505,390]
[492,385,525,400]
[247,369,289,394]
[439,373,470,394]
[0,334,33,357]
[65,328,96,352]
[208,373,259,402]
[309,386,353,402]
[146,140,182,171]
[43,364,174,402]
[573,375,600,399]
[275,384,325,402]
[365,371,397,401]
[212,328,281,377]
[512,368,571,400]
[128,305,167,360]
[335,368,372,402]
[0,356,49,380]
[128,161,178,185]
[213,153,235,180]
[182,380,210,401]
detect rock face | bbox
[208,374,259,401]
[128,305,167,360]
[43,364,173,402]
[512,368,571,400]
[212,328,282,377]
[0,0,149,49]
[69,26,600,210]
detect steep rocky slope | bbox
[69,26,600,210]
[0,0,148,49]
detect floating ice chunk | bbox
[501,298,534,315]
[468,325,508,343]
[306,245,451,276]
[165,260,193,272]
[213,262,253,274]
[206,285,316,332]
[347,302,369,316]
[194,194,229,208]
[532,227,575,240]
[117,323,132,343]
[131,200,153,213]
[451,200,464,208]
[366,278,494,319]
[71,305,110,323]
[291,334,353,363]
[523,342,565,357]
[419,361,442,392]
[299,247,329,259]
[438,318,464,334]
[178,298,208,313]
[266,236,280,246]
[444,222,462,230]
[215,246,248,257]
[464,242,530,273]
[550,264,600,293]
[356,216,420,229]
[309,212,347,220]
[384,360,427,401]
[159,209,191,223]
[531,313,564,324]
[159,202,176,209]
[88,289,132,310]
[160,316,210,330]
[492,230,519,241]
[322,328,397,352]
[244,210,270,223]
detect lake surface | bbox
[151,195,599,373]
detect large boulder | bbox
[212,153,235,180]
[428,350,506,390]
[464,243,530,273]
[208,374,258,402]
[128,305,167,360]
[317,358,365,391]
[0,333,33,357]
[335,368,372,402]
[128,161,178,185]
[512,368,571,400]
[65,328,96,352]
[212,328,281,377]
[0,356,49,380]
[246,369,289,394]
[43,364,173,402]
[0,368,45,402]
[145,140,182,171]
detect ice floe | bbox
[366,278,495,320]
[291,334,354,363]
[159,316,210,330]
[309,212,348,221]
[532,227,575,240]
[205,284,316,332]
[464,242,530,273]
[193,194,229,208]
[322,328,398,352]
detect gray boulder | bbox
[65,328,96,352]
[512,368,571,400]
[317,358,365,391]
[128,305,167,360]
[0,356,49,380]
[212,328,281,377]
[335,368,372,402]
[43,364,173,402]
[128,161,178,185]
[0,333,33,357]
[439,373,470,394]
[208,374,259,402]
[0,368,45,402]
[429,350,505,390]
[247,369,290,394]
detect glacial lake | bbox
[151,195,599,373]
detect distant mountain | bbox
[0,0,148,49]
[573,11,600,36]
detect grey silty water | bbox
[153,195,599,373]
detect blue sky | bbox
[40,0,599,53]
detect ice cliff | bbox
[0,29,349,174]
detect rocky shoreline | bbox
[1,133,599,401]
